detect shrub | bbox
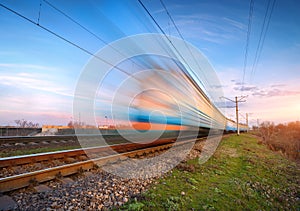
[258,121,300,161]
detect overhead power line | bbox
[43,0,108,45]
[0,2,140,79]
[250,0,276,79]
[37,0,42,25]
[159,0,184,42]
[138,0,216,109]
[1,1,217,122]
[43,0,148,71]
[241,0,254,94]
[159,0,210,90]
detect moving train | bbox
[93,53,249,139]
[225,118,248,133]
[100,62,249,137]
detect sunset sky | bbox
[0,0,299,126]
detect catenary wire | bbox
[251,0,276,78]
[138,0,211,102]
[43,0,150,71]
[250,0,276,79]
[241,0,254,94]
[0,2,142,80]
[159,0,211,93]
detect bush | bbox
[258,121,300,161]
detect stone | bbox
[34,184,52,193]
[51,201,58,208]
[34,163,43,169]
[59,178,74,185]
[2,143,11,147]
[65,157,76,163]
[83,171,93,177]
[0,195,18,210]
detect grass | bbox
[122,133,300,210]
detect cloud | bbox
[234,85,257,92]
[0,94,70,111]
[252,88,300,97]
[211,85,228,89]
[222,17,247,30]
[0,109,72,125]
[152,3,187,15]
[152,8,166,15]
[0,71,73,97]
[0,63,61,71]
[0,87,73,125]
[171,14,246,44]
[228,77,299,97]
[270,84,286,88]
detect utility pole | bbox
[235,96,239,135]
[105,116,108,127]
[79,113,81,125]
[220,96,247,135]
[246,113,249,132]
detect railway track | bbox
[0,138,174,177]
[0,131,185,147]
[0,134,126,147]
[0,136,199,193]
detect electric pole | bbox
[246,113,249,132]
[220,96,247,135]
[235,96,239,135]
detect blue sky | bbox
[0,0,300,126]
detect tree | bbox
[67,121,74,128]
[14,119,39,128]
[13,119,40,136]
[259,121,275,143]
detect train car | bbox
[94,54,247,138]
[225,118,249,133]
[124,69,227,137]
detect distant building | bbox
[42,125,70,132]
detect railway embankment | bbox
[124,134,299,210]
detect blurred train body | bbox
[122,70,248,137]
[96,55,248,138]
[225,118,248,133]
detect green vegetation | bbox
[122,134,299,210]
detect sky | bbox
[0,0,300,126]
